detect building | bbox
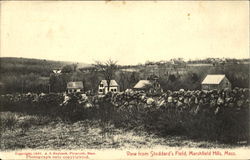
[133,80,162,93]
[133,80,152,90]
[201,74,231,90]
[98,80,119,94]
[52,69,62,74]
[67,81,84,93]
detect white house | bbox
[67,81,84,93]
[98,80,119,94]
[52,69,62,74]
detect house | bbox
[201,74,231,90]
[133,80,162,93]
[52,69,62,74]
[98,80,119,94]
[67,81,84,93]
[133,80,152,90]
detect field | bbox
[1,112,233,150]
[0,88,249,150]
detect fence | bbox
[0,88,249,144]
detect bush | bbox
[0,112,18,132]
[0,88,249,144]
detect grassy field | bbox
[0,112,240,150]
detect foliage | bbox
[61,65,74,73]
[0,112,18,132]
[0,88,249,144]
[0,57,66,76]
[1,58,249,94]
[49,74,67,92]
[0,58,90,94]
[94,59,118,92]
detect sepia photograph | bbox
[0,1,249,159]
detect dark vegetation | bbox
[0,61,248,149]
[0,57,249,94]
[0,58,89,94]
[1,88,249,145]
[1,57,249,150]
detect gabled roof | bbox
[67,81,83,89]
[100,80,119,87]
[202,74,226,84]
[53,69,62,74]
[133,80,152,89]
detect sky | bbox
[1,1,249,65]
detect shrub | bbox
[0,88,249,144]
[0,112,18,132]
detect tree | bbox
[49,74,66,92]
[129,72,140,88]
[94,59,118,93]
[169,74,177,82]
[73,63,78,72]
[191,73,199,83]
[119,71,127,91]
[61,65,73,73]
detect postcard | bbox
[0,1,249,160]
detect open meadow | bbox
[1,112,234,150]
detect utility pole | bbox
[21,57,24,94]
[48,84,50,93]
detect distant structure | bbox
[134,80,152,90]
[98,80,119,94]
[201,74,231,90]
[52,69,62,74]
[67,81,84,93]
[133,78,162,93]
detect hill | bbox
[0,57,90,93]
[0,57,90,77]
[0,57,249,94]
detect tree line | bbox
[0,58,249,94]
